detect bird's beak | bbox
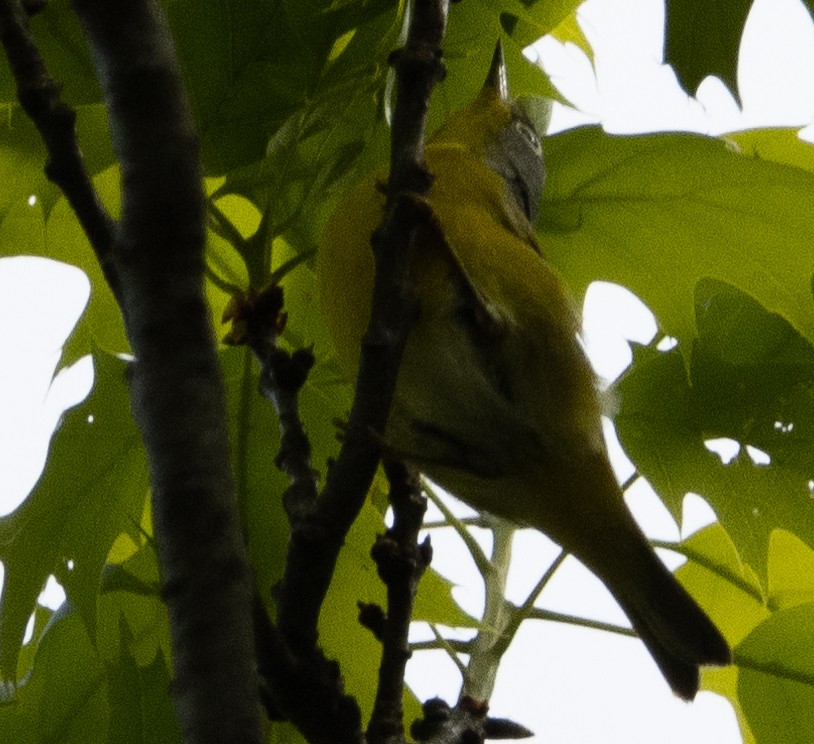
[484,40,509,102]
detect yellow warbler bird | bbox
[318,43,730,699]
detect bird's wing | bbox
[422,145,604,454]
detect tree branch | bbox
[66,1,262,741]
[367,461,431,744]
[222,282,318,517]
[253,591,363,744]
[274,0,449,661]
[0,0,119,301]
[222,281,364,743]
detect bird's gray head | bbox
[485,103,546,225]
[481,42,551,225]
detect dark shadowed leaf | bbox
[664,0,751,103]
[107,620,181,744]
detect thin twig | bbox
[0,0,119,301]
[526,608,638,638]
[367,460,431,744]
[220,279,361,742]
[227,282,320,519]
[424,480,493,577]
[423,624,469,676]
[273,0,449,659]
[461,518,514,702]
[516,549,567,617]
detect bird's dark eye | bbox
[513,120,542,157]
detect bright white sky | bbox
[2,0,814,741]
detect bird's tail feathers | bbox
[613,547,731,700]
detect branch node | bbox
[413,697,526,744]
[412,697,533,743]
[411,698,452,741]
[388,43,445,83]
[358,601,387,641]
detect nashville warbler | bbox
[318,43,730,700]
